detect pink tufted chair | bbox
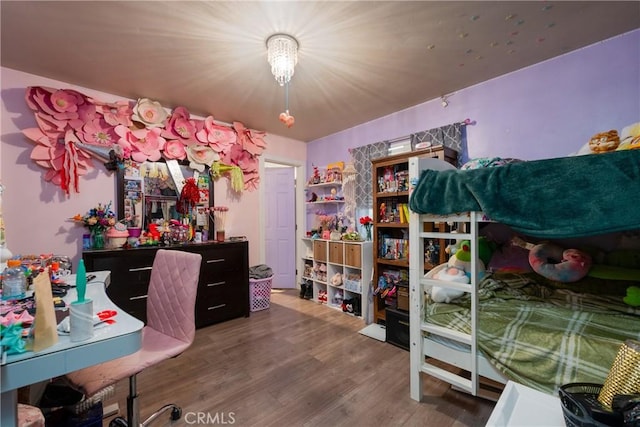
[66,249,202,426]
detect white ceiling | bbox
[2,1,639,142]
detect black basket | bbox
[559,383,623,427]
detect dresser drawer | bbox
[105,278,149,322]
[200,245,246,274]
[88,253,155,286]
[199,270,238,298]
[196,296,246,327]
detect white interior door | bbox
[265,166,296,288]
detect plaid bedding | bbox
[424,272,640,395]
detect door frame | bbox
[258,155,305,290]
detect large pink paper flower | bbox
[131,98,168,129]
[162,106,197,144]
[90,98,133,127]
[163,140,187,160]
[79,117,117,145]
[224,143,258,172]
[196,116,236,153]
[25,87,87,130]
[233,121,266,156]
[115,125,166,162]
[24,127,93,194]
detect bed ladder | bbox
[408,157,481,401]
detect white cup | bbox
[70,299,94,342]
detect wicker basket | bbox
[598,339,640,408]
[250,276,273,312]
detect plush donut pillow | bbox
[528,243,592,283]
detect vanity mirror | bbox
[116,160,213,236]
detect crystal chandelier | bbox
[266,34,299,86]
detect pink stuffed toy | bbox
[528,243,592,282]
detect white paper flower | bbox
[186,145,220,172]
[131,98,168,129]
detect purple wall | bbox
[307,29,640,167]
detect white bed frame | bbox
[407,157,507,402]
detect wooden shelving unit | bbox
[371,146,457,325]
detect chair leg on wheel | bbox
[141,404,182,426]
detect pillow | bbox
[488,244,533,274]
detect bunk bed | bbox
[406,150,640,402]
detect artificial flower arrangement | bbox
[359,215,373,226]
[22,87,267,195]
[359,216,373,240]
[316,213,336,231]
[71,202,117,233]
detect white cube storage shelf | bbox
[300,238,372,320]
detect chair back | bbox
[146,249,202,344]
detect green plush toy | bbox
[623,286,640,307]
[452,237,494,266]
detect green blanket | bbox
[425,273,640,395]
[409,150,640,238]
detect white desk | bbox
[485,381,565,426]
[0,271,144,427]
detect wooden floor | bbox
[103,290,496,426]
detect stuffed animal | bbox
[447,239,488,279]
[448,238,494,267]
[331,272,343,286]
[588,130,621,153]
[430,265,469,303]
[617,122,640,151]
[528,243,592,282]
[623,286,640,307]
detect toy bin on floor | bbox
[250,276,273,312]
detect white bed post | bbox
[408,156,424,401]
[469,211,480,396]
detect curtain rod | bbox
[386,118,476,144]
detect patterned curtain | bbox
[412,123,464,166]
[351,142,389,210]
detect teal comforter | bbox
[408,150,640,238]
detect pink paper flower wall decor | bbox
[22,87,267,194]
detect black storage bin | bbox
[386,307,409,351]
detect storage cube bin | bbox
[343,279,362,293]
[250,276,273,312]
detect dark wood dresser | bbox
[82,241,249,328]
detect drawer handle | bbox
[208,304,226,310]
[398,320,409,327]
[130,295,148,301]
[128,266,153,272]
[207,281,226,287]
[207,258,225,264]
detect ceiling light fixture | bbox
[266,33,299,129]
[266,33,299,86]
